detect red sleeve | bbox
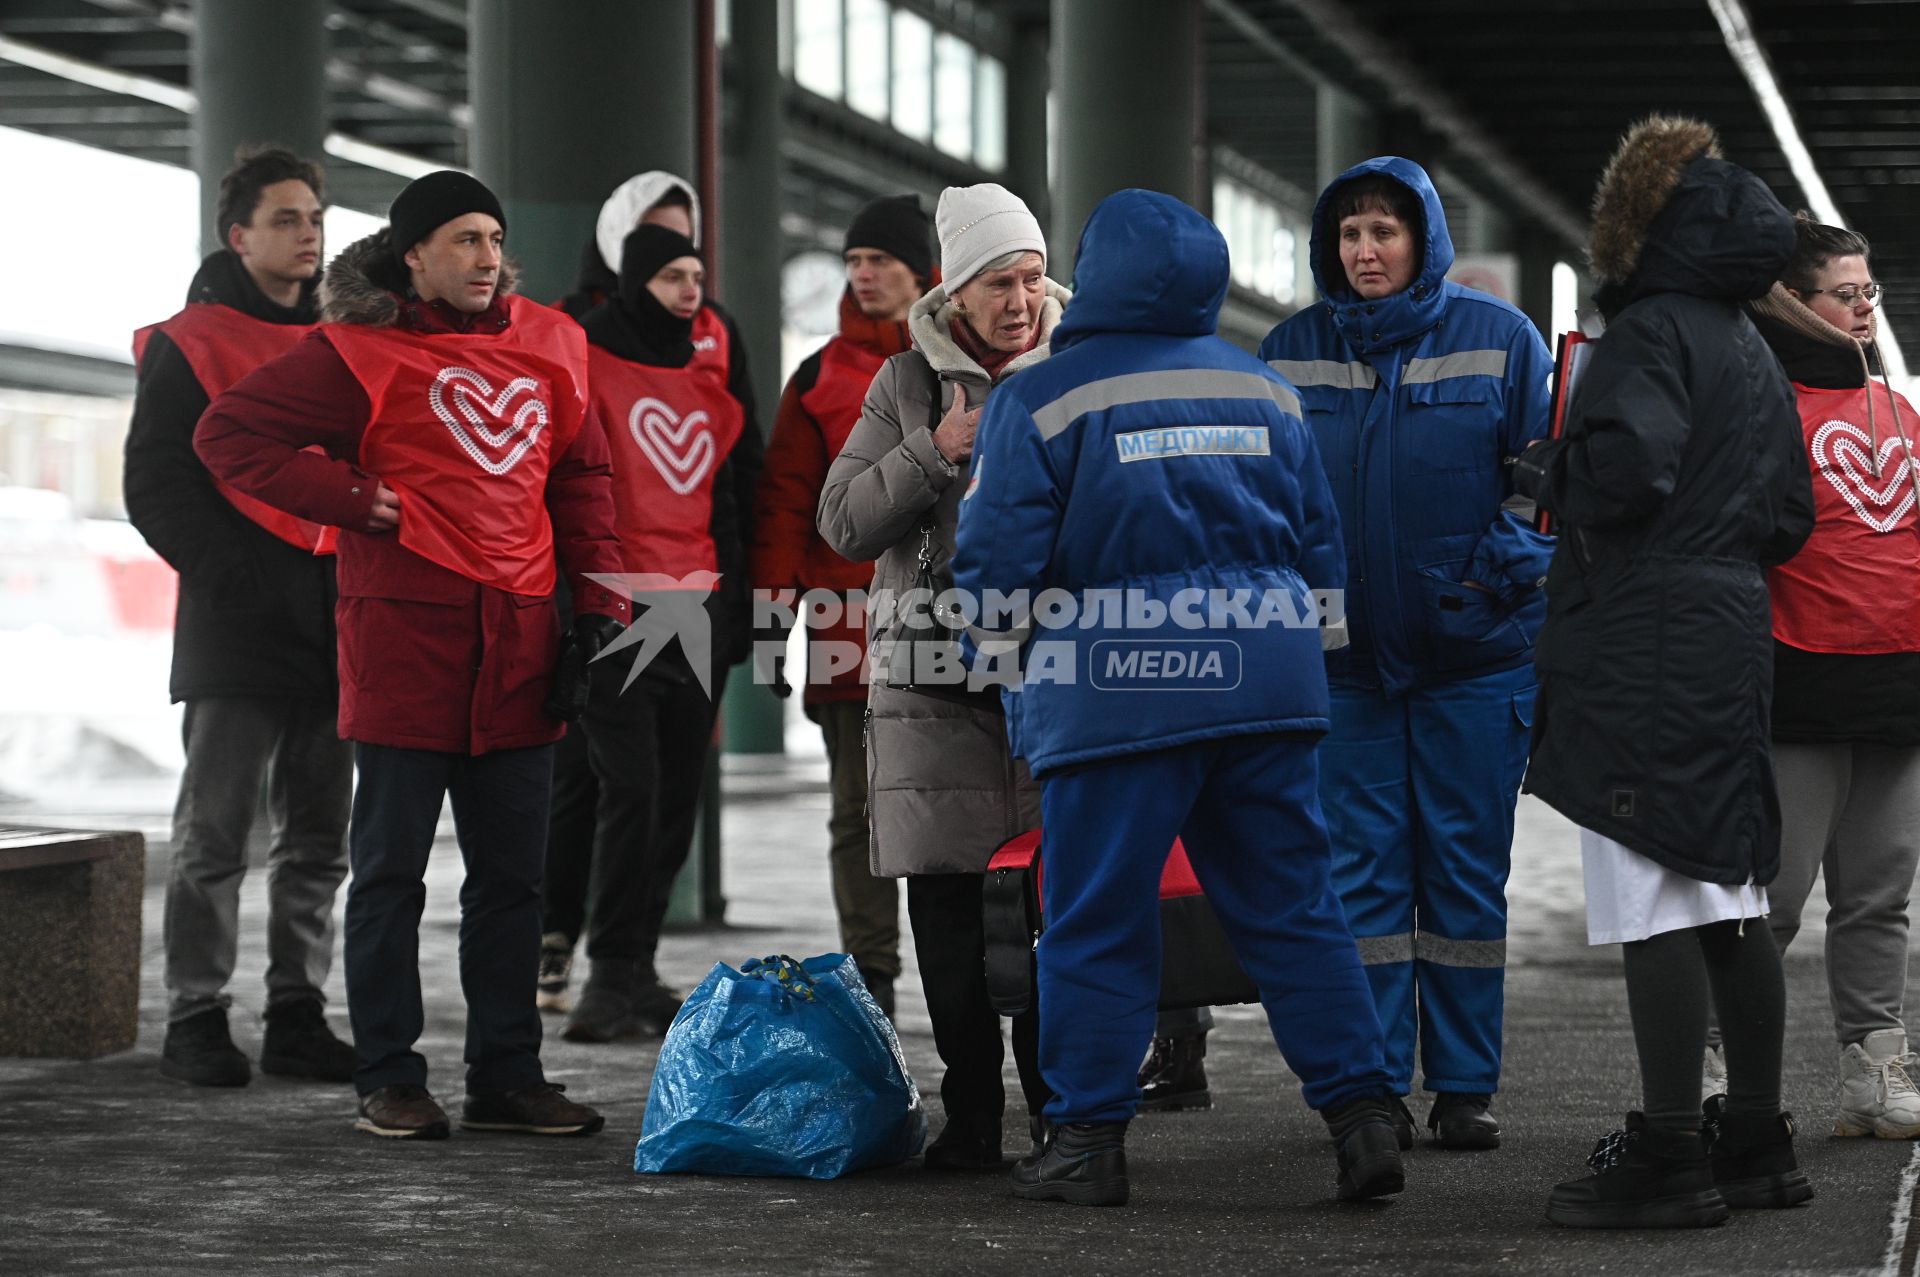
[193,330,381,530]
[750,376,830,592]
[547,404,628,622]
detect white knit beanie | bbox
[936,183,1046,293]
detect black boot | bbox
[260,998,356,1082]
[1429,1092,1501,1150]
[1010,1120,1129,1206]
[1390,1095,1416,1151]
[857,965,896,1020]
[1323,1093,1407,1201]
[1705,1100,1814,1209]
[159,1007,250,1088]
[1545,1113,1729,1229]
[562,960,642,1043]
[630,973,687,1040]
[1137,1032,1211,1112]
[924,1111,1005,1171]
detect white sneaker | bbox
[1702,1044,1728,1104]
[1836,1027,1920,1138]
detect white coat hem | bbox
[1580,827,1769,946]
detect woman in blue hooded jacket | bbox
[1258,157,1554,1151]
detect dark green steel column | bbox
[191,0,327,254]
[470,0,693,303]
[1051,0,1201,275]
[720,0,787,757]
[1003,14,1051,236]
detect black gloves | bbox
[1510,438,1553,502]
[544,613,628,723]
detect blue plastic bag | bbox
[633,953,926,1178]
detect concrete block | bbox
[0,826,144,1058]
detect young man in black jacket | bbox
[125,146,355,1088]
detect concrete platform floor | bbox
[2,763,1916,1275]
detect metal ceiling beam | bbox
[1707,0,1908,384]
[0,32,451,181]
[1210,0,1590,253]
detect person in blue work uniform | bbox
[953,188,1405,1209]
[1257,157,1554,1152]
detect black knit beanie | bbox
[389,171,506,264]
[844,194,935,282]
[618,224,702,303]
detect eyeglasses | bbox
[1806,283,1883,306]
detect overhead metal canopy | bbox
[2,0,1917,345]
[1207,0,1920,348]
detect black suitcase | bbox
[982,829,1260,1016]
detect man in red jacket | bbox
[197,171,628,1143]
[750,194,933,1015]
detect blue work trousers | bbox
[1320,664,1533,1096]
[1036,733,1391,1124]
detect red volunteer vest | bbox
[325,295,589,596]
[135,305,337,554]
[588,336,744,580]
[799,335,886,460]
[1770,380,1920,653]
[687,306,730,383]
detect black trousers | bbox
[543,655,723,969]
[908,872,1052,1126]
[345,742,552,1096]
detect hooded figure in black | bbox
[1514,116,1816,1229]
[539,225,756,1041]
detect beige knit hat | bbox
[935,183,1046,293]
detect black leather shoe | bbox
[1137,1033,1212,1112]
[1009,1121,1129,1206]
[1545,1113,1729,1229]
[1323,1093,1407,1201]
[924,1114,1005,1171]
[1705,1101,1814,1209]
[160,1007,250,1088]
[260,999,356,1083]
[1429,1092,1501,1150]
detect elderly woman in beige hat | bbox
[819,182,1068,1170]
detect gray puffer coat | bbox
[818,278,1070,877]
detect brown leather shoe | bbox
[460,1082,605,1136]
[355,1084,450,1140]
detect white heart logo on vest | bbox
[1812,419,1916,533]
[429,366,549,476]
[628,396,716,496]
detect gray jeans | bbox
[1769,741,1920,1046]
[163,698,353,1023]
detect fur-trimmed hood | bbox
[1588,115,1792,310]
[318,226,520,327]
[1589,116,1720,286]
[906,277,1071,387]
